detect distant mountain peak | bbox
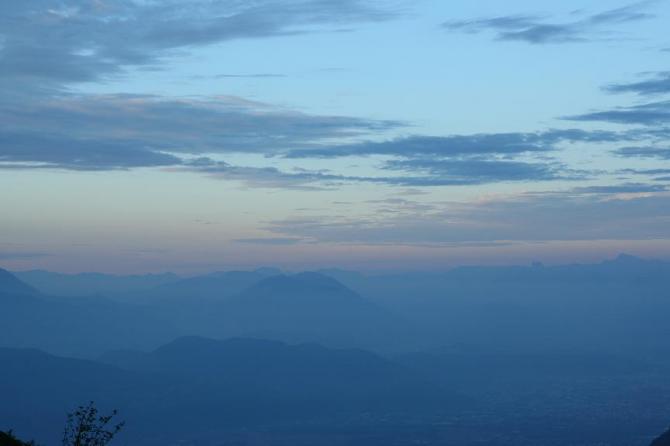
[0,268,38,296]
[267,271,347,287]
[247,272,358,298]
[254,266,282,276]
[614,253,643,263]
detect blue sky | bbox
[1,0,670,273]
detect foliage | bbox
[61,402,124,446]
[0,430,37,446]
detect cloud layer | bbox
[285,130,629,159]
[442,2,656,44]
[606,72,670,96]
[262,192,670,245]
[0,0,393,94]
[0,93,400,170]
[1,0,668,193]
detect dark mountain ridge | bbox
[652,427,670,446]
[2,337,459,445]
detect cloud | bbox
[0,0,395,94]
[570,183,667,193]
[0,89,590,186]
[0,0,661,194]
[618,169,670,183]
[619,168,670,175]
[0,85,656,190]
[383,158,583,183]
[0,251,50,260]
[284,129,623,159]
[0,131,182,170]
[442,2,656,44]
[180,158,349,190]
[262,191,670,245]
[0,94,401,170]
[613,146,670,159]
[182,156,583,189]
[0,93,600,186]
[234,237,306,245]
[0,1,407,173]
[564,100,670,126]
[605,72,670,95]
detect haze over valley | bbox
[2,0,670,444]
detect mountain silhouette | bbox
[0,269,178,356]
[104,335,400,379]
[0,268,38,296]
[210,273,416,350]
[3,337,460,444]
[100,335,456,416]
[13,270,179,299]
[142,268,279,302]
[652,427,670,446]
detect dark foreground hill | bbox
[1,337,460,446]
[652,427,670,446]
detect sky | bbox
[1,0,670,273]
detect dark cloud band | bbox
[442,2,657,44]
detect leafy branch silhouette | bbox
[61,402,124,446]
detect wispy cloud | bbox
[442,2,657,44]
[262,191,670,245]
[570,183,667,194]
[1,90,600,187]
[613,146,670,159]
[0,0,397,95]
[0,94,401,170]
[234,237,306,245]
[181,156,585,189]
[1,0,664,195]
[565,100,670,126]
[0,251,50,260]
[620,168,670,175]
[284,130,624,159]
[180,158,348,190]
[383,158,584,183]
[605,72,670,95]
[0,1,407,174]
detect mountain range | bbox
[1,337,459,445]
[3,258,670,445]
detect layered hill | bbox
[0,268,178,357]
[2,337,458,445]
[152,272,419,351]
